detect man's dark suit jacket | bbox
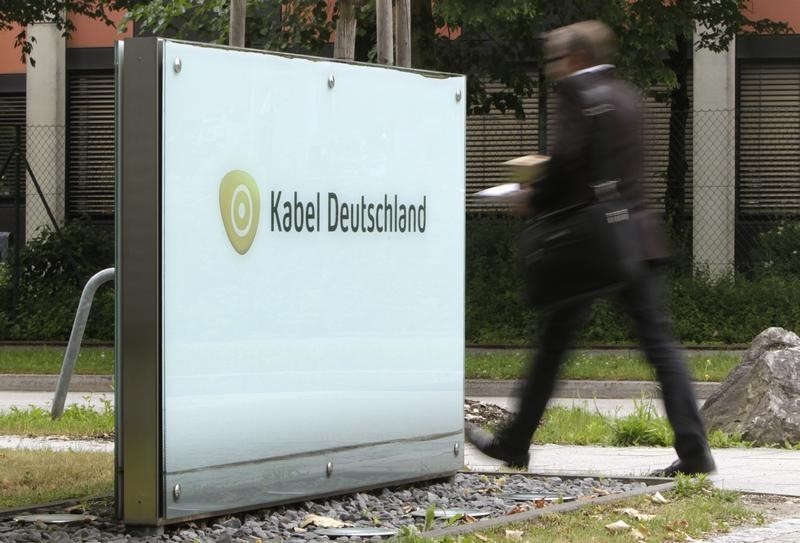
[531,68,670,262]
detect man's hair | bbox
[547,20,617,65]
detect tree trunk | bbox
[665,33,690,247]
[229,0,246,47]
[376,0,394,65]
[395,0,411,67]
[410,0,434,69]
[334,0,358,60]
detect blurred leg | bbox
[498,298,590,452]
[620,265,710,461]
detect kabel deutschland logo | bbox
[219,170,261,254]
[220,169,428,255]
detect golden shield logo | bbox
[219,170,260,254]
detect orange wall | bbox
[0,10,132,75]
[745,0,800,32]
[67,10,133,48]
[0,25,26,74]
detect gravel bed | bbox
[1,472,648,542]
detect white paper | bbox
[475,183,521,198]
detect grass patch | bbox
[535,400,674,448]
[1,396,786,450]
[0,398,114,438]
[397,476,760,542]
[0,449,113,508]
[465,351,739,381]
[0,347,739,382]
[537,399,775,449]
[611,400,673,447]
[0,346,114,374]
[534,406,613,446]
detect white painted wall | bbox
[25,21,66,241]
[692,27,736,277]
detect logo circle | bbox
[231,184,254,237]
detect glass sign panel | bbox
[160,41,465,519]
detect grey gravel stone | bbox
[1,473,650,542]
[221,518,242,530]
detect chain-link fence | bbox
[0,125,67,247]
[677,107,799,277]
[464,106,800,345]
[467,106,800,278]
[1,104,799,341]
[0,124,114,341]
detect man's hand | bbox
[510,185,535,216]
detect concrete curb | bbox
[0,374,113,392]
[466,347,746,358]
[466,379,718,399]
[0,374,718,399]
[423,479,676,539]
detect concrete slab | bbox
[465,443,800,497]
[700,518,800,543]
[0,435,113,453]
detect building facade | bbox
[0,1,798,273]
[0,12,132,242]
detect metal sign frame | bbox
[116,37,465,527]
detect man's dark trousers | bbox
[499,264,710,463]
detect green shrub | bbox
[0,218,114,341]
[752,220,800,275]
[3,213,799,344]
[670,272,800,344]
[0,263,9,338]
[465,213,536,344]
[466,213,800,345]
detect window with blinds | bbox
[738,61,800,217]
[641,80,694,213]
[0,94,26,200]
[465,81,541,211]
[464,76,693,213]
[67,71,115,219]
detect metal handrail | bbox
[51,267,115,419]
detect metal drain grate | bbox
[14,514,98,524]
[411,508,492,519]
[500,494,576,502]
[314,527,399,538]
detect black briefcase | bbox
[517,198,640,308]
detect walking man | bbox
[466,20,716,478]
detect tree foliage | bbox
[123,0,334,55]
[0,0,131,64]
[427,0,791,113]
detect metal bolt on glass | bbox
[455,89,462,102]
[173,483,182,501]
[454,442,460,456]
[326,461,334,477]
[328,75,335,89]
[173,58,182,74]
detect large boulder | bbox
[701,327,800,446]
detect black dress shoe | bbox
[650,453,716,477]
[464,423,530,469]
